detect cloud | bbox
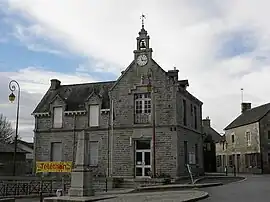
[0,67,97,142]
[1,0,270,138]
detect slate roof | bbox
[203,126,222,143]
[224,103,270,130]
[17,139,34,149]
[0,142,27,153]
[33,81,115,113]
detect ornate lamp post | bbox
[8,80,21,176]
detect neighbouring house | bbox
[0,142,27,176]
[16,139,34,174]
[202,117,222,173]
[216,102,270,174]
[32,23,204,181]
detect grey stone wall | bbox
[259,111,270,173]
[34,58,204,178]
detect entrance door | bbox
[135,140,151,178]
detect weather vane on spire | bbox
[140,13,146,28]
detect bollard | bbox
[225,166,228,176]
[39,190,43,202]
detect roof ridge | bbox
[61,80,116,87]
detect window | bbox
[89,105,100,127]
[190,104,193,116]
[216,155,221,167]
[51,142,62,161]
[268,131,270,139]
[134,93,151,124]
[183,100,187,126]
[195,144,198,164]
[231,134,235,143]
[53,107,63,128]
[89,141,99,166]
[194,106,197,129]
[229,155,233,167]
[134,93,151,114]
[246,131,251,146]
[184,141,188,164]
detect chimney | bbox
[202,116,211,127]
[167,67,179,82]
[241,102,251,113]
[50,79,61,90]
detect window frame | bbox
[89,141,99,166]
[246,131,251,146]
[50,142,62,162]
[89,104,100,127]
[53,106,63,128]
[134,93,151,114]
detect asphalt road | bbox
[202,174,270,202]
[15,174,270,202]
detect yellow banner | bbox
[36,161,72,173]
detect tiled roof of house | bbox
[224,103,270,130]
[33,81,115,113]
[0,142,27,153]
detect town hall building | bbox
[32,20,204,179]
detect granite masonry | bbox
[32,23,204,185]
[216,102,270,174]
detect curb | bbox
[183,192,209,202]
[132,182,222,193]
[194,175,246,185]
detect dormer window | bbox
[53,107,63,128]
[89,105,100,127]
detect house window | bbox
[195,144,198,164]
[134,93,151,114]
[190,104,193,116]
[89,141,99,166]
[89,105,100,127]
[134,93,151,124]
[216,155,221,167]
[183,99,187,126]
[229,155,233,167]
[268,153,270,164]
[184,141,188,164]
[268,131,270,139]
[194,106,197,129]
[51,142,62,161]
[53,107,63,128]
[231,134,235,143]
[246,131,251,146]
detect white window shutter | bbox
[53,107,63,128]
[89,105,100,127]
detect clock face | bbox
[137,54,148,66]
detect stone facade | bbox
[216,103,270,174]
[216,122,261,173]
[33,25,204,180]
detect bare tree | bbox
[0,113,14,143]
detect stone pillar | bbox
[68,130,94,196]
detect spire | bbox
[140,14,146,29]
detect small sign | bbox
[36,161,72,173]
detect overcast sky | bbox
[0,0,270,142]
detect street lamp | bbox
[8,80,21,176]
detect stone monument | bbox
[68,130,95,196]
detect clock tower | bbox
[133,14,153,67]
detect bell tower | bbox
[133,14,153,63]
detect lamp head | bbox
[9,92,15,103]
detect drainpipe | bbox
[72,114,76,167]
